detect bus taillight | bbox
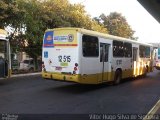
[73,63,78,74]
[75,63,78,67]
[74,67,77,71]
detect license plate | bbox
[55,67,62,71]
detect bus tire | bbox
[114,70,122,85]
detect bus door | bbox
[100,43,110,82]
[133,47,138,76]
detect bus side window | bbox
[100,43,109,62]
[139,45,145,58]
[113,40,124,57]
[139,45,150,58]
[124,42,132,58]
[104,45,109,62]
[145,47,150,58]
[82,35,99,57]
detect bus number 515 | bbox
[58,55,71,62]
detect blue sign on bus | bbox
[43,31,54,47]
[44,51,48,58]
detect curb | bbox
[11,72,41,78]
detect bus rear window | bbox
[82,35,99,57]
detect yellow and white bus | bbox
[42,28,154,84]
[0,29,11,78]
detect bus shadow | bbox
[120,74,153,84]
[46,83,112,94]
[45,74,152,94]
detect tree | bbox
[15,0,45,69]
[98,12,135,39]
[0,0,25,29]
[0,0,108,70]
[14,0,108,70]
[41,0,107,33]
[15,0,107,57]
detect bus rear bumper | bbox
[42,72,81,83]
[42,72,101,84]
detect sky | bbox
[69,0,160,43]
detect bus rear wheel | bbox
[114,70,122,85]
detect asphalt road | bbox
[0,70,160,119]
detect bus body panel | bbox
[43,48,78,72]
[42,29,81,83]
[132,44,153,76]
[112,57,132,78]
[80,35,112,84]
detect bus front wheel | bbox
[114,70,122,85]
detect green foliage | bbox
[97,12,135,39]
[40,0,107,32]
[8,0,107,58]
[0,0,25,28]
[0,0,108,70]
[2,0,138,66]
